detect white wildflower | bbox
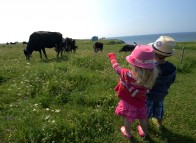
[45,115,50,120]
[55,109,61,113]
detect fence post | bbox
[180,47,185,64]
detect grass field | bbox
[0,40,196,143]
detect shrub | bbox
[176,58,196,73]
[106,40,125,45]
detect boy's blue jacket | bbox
[146,61,176,101]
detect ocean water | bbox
[108,32,196,45]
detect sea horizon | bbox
[107,31,196,44]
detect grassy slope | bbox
[0,41,195,143]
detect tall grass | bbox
[0,41,195,143]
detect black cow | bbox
[93,42,103,53]
[62,37,78,53]
[22,41,28,45]
[119,42,137,52]
[24,31,63,60]
[10,42,18,45]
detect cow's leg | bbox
[42,48,47,59]
[94,48,97,53]
[60,49,63,57]
[59,48,63,57]
[56,45,63,57]
[56,49,60,57]
[100,48,103,53]
[39,50,42,59]
[56,49,63,57]
[56,51,59,57]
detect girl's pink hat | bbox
[126,45,155,69]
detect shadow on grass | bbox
[146,125,195,143]
[161,126,195,143]
[0,76,8,85]
[129,137,143,143]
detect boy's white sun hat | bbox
[151,36,176,57]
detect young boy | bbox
[137,36,176,134]
[148,35,176,126]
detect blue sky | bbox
[0,0,195,43]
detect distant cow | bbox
[93,42,103,53]
[22,41,28,44]
[62,37,78,53]
[24,31,63,60]
[119,42,137,52]
[10,42,18,45]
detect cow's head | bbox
[23,49,31,60]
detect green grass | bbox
[0,40,196,143]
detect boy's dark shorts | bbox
[146,99,164,119]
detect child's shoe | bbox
[137,125,146,137]
[120,126,132,139]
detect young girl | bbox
[108,45,158,139]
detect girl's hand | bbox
[108,53,116,60]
